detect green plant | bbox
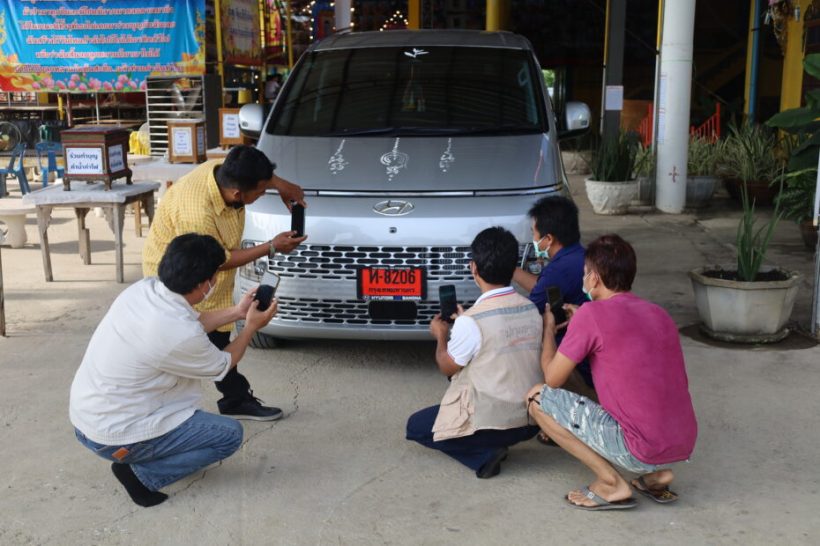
[766,54,820,225]
[633,143,654,178]
[589,132,639,181]
[774,167,816,223]
[736,179,783,281]
[716,122,782,183]
[687,136,720,176]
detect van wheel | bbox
[236,321,280,349]
[250,331,280,349]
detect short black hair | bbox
[215,145,275,192]
[527,196,580,246]
[470,227,518,286]
[586,234,637,292]
[158,234,226,295]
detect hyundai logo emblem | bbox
[373,200,415,216]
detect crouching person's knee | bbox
[216,416,244,459]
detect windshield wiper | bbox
[325,126,465,137]
[451,125,542,136]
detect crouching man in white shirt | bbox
[70,233,278,507]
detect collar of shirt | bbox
[206,164,228,216]
[153,277,199,319]
[550,242,584,263]
[474,286,516,305]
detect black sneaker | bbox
[476,447,509,479]
[220,395,283,421]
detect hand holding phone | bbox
[439,284,458,323]
[547,285,567,325]
[254,272,281,312]
[290,202,305,237]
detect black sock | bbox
[110,463,168,507]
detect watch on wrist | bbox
[268,240,276,258]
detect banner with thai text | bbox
[0,0,205,92]
[221,0,261,66]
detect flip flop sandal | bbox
[565,486,637,511]
[632,476,679,504]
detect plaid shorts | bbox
[538,385,661,474]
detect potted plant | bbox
[689,183,801,343]
[686,136,721,208]
[717,122,782,206]
[766,53,820,249]
[632,143,654,206]
[585,132,639,214]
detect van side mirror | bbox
[239,104,265,138]
[558,101,591,140]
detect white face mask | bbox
[581,271,593,301]
[202,280,215,302]
[533,235,550,261]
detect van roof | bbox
[312,30,533,51]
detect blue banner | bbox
[0,0,205,92]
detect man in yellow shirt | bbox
[143,145,307,420]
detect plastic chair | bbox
[0,143,30,196]
[35,141,64,188]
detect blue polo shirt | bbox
[529,242,586,314]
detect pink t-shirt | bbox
[558,292,697,465]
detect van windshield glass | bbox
[268,46,545,137]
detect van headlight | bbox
[239,240,266,281]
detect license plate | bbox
[357,267,426,301]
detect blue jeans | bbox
[406,405,539,471]
[75,410,243,491]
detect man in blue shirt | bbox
[513,196,586,313]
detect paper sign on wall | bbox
[66,147,103,175]
[605,85,624,111]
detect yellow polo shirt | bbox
[142,159,244,332]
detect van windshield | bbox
[268,46,546,137]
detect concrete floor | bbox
[0,173,819,545]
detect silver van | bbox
[236,30,589,346]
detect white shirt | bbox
[69,278,232,445]
[447,286,516,366]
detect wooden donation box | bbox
[219,108,248,149]
[167,119,206,164]
[61,126,132,191]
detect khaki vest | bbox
[432,291,543,441]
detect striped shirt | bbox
[142,159,242,332]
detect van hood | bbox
[258,134,561,192]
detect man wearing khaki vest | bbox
[406,227,542,479]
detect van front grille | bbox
[273,296,476,326]
[268,244,473,281]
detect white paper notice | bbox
[222,113,241,139]
[172,127,193,155]
[108,144,124,172]
[605,85,624,111]
[66,147,103,175]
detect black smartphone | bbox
[439,284,458,323]
[254,272,281,312]
[547,285,567,324]
[291,203,305,237]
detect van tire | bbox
[250,331,280,349]
[236,321,280,349]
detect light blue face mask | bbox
[532,235,549,260]
[582,272,593,301]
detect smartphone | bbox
[546,285,567,324]
[291,203,305,237]
[254,272,281,312]
[439,284,458,323]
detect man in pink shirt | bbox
[527,234,697,510]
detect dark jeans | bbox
[208,331,252,407]
[406,405,539,471]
